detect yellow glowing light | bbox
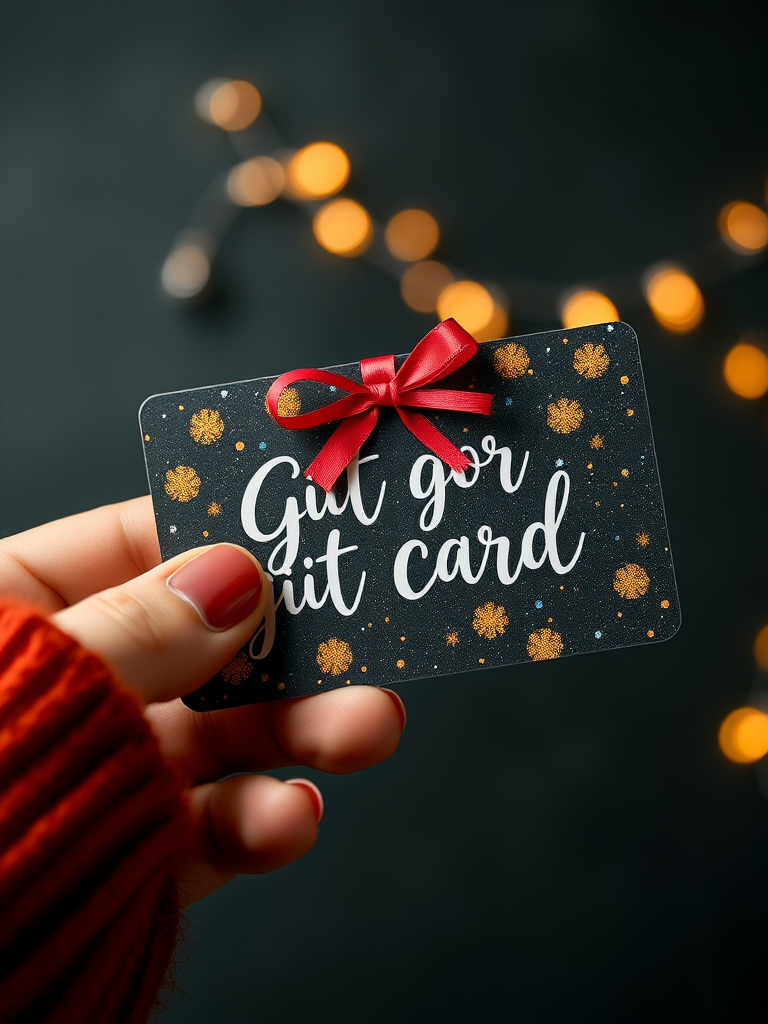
[385,209,439,262]
[400,260,453,313]
[644,266,704,332]
[754,623,768,672]
[287,142,350,199]
[719,707,768,764]
[195,79,261,131]
[723,340,768,399]
[312,198,372,256]
[561,289,619,329]
[474,302,509,342]
[227,156,284,206]
[161,245,210,300]
[436,280,494,335]
[718,201,768,254]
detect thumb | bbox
[52,543,270,704]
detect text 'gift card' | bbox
[140,321,680,710]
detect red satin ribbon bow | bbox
[265,318,493,493]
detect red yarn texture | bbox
[0,601,190,1023]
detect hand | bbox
[0,497,406,904]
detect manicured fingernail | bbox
[285,779,324,823]
[380,688,407,732]
[167,544,263,631]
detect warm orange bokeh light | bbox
[719,707,768,764]
[474,302,509,342]
[161,245,210,300]
[287,143,350,198]
[718,201,768,254]
[313,198,372,256]
[227,156,284,206]
[561,290,619,329]
[196,79,261,131]
[723,340,768,399]
[400,260,453,313]
[385,209,440,262]
[436,280,495,335]
[754,623,768,672]
[644,266,704,332]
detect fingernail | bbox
[167,544,263,631]
[285,779,324,823]
[380,688,407,732]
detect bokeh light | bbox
[719,707,768,764]
[754,623,768,672]
[161,245,211,300]
[400,260,453,313]
[474,302,509,343]
[643,265,704,332]
[436,280,495,335]
[560,289,619,329]
[718,201,768,254]
[287,142,350,198]
[194,79,261,131]
[313,198,372,256]
[227,156,285,206]
[723,339,768,398]
[385,209,439,262]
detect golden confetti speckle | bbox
[527,627,564,661]
[277,682,285,690]
[617,612,623,617]
[493,342,530,379]
[621,469,629,477]
[647,630,655,638]
[397,659,405,668]
[400,635,406,642]
[235,441,245,451]
[595,501,600,506]
[612,481,618,487]
[384,616,390,623]
[316,638,353,675]
[587,462,593,469]
[562,337,568,344]
[164,465,201,502]
[221,652,254,685]
[637,531,650,547]
[446,631,459,647]
[265,387,302,419]
[547,397,583,434]
[345,679,351,685]
[190,408,225,445]
[261,673,269,681]
[202,530,209,537]
[573,342,610,378]
[620,375,629,384]
[144,434,150,442]
[207,501,222,516]
[479,658,485,664]
[317,679,322,685]
[361,666,367,672]
[527,368,533,375]
[660,599,670,609]
[589,435,604,449]
[463,427,468,433]
[472,601,509,640]
[613,563,650,600]
[178,404,184,410]
[626,408,634,417]
[548,617,553,623]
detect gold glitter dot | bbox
[661,599,670,609]
[397,659,405,668]
[446,631,459,647]
[345,679,351,685]
[207,501,222,516]
[548,617,553,622]
[190,408,224,444]
[202,530,209,537]
[221,652,254,685]
[367,623,372,628]
[472,602,509,640]
[595,501,600,506]
[590,435,604,449]
[527,628,564,661]
[560,585,564,590]
[620,503,624,508]
[621,469,629,477]
[527,368,533,375]
[384,616,389,623]
[235,441,245,451]
[164,465,201,502]
[400,636,406,642]
[573,342,610,379]
[144,434,150,442]
[479,658,485,664]
[587,462,593,469]
[493,342,530,379]
[547,398,584,434]
[627,409,634,417]
[277,682,285,690]
[620,375,629,384]
[265,387,302,419]
[647,630,655,638]
[463,427,468,433]
[617,612,623,617]
[361,666,367,672]
[613,563,650,599]
[261,673,269,681]
[613,481,618,487]
[637,531,650,547]
[317,679,322,685]
[562,338,568,344]
[178,405,184,410]
[316,638,353,675]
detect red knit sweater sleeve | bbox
[0,600,191,1024]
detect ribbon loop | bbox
[265,318,494,492]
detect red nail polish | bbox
[167,545,263,631]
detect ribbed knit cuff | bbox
[0,600,191,1024]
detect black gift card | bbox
[140,322,680,711]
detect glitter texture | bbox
[589,435,604,449]
[316,637,353,675]
[446,631,459,647]
[207,501,222,516]
[164,465,201,503]
[573,343,610,379]
[527,628,564,660]
[493,342,530,379]
[189,408,225,445]
[221,652,255,685]
[547,398,584,434]
[472,602,509,639]
[613,563,650,599]
[266,387,302,419]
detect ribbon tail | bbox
[305,408,379,493]
[396,408,471,474]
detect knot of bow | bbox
[265,318,493,492]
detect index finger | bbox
[0,496,160,611]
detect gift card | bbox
[140,321,680,711]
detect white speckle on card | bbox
[162,414,166,419]
[220,390,229,398]
[170,525,177,534]
[606,324,614,332]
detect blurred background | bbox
[1,2,767,1021]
